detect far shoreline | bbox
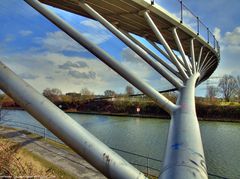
[3,107,240,123]
[66,110,240,123]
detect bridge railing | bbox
[0,119,229,178]
[151,0,220,54]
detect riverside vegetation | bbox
[1,74,240,121]
[0,87,240,122]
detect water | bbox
[2,110,240,179]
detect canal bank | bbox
[0,126,106,179]
[3,107,240,123]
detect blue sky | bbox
[0,0,239,96]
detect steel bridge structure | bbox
[0,0,220,179]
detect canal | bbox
[1,110,239,178]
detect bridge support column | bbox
[160,73,208,179]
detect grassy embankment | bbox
[0,135,77,179]
[0,128,157,179]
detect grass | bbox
[42,138,74,153]
[0,137,51,178]
[0,134,77,179]
[19,129,75,154]
[19,147,77,179]
[218,101,240,106]
[0,126,76,155]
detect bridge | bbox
[0,0,220,178]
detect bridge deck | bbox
[39,0,219,80]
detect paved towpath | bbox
[0,127,106,179]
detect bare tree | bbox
[206,85,218,102]
[43,88,62,102]
[104,90,116,97]
[80,88,94,96]
[125,85,134,95]
[80,88,94,100]
[218,75,238,102]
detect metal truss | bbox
[0,0,220,179]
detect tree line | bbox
[42,85,136,103]
[0,76,240,120]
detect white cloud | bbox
[223,27,240,46]
[213,27,221,41]
[1,46,175,95]
[58,61,88,70]
[217,26,240,53]
[68,70,96,79]
[37,30,111,53]
[45,76,54,80]
[213,26,240,77]
[19,72,39,80]
[82,32,111,45]
[121,48,153,80]
[1,51,127,94]
[182,10,197,31]
[19,30,33,37]
[80,19,105,29]
[38,31,84,53]
[4,34,15,43]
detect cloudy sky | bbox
[0,0,239,96]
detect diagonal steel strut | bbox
[143,11,189,80]
[120,29,184,83]
[190,38,197,74]
[75,1,183,89]
[172,28,192,76]
[196,46,204,71]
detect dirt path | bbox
[0,127,106,179]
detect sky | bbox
[0,0,239,96]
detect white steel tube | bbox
[148,40,174,63]
[76,1,182,89]
[199,51,210,71]
[200,56,214,72]
[24,0,176,113]
[121,30,184,81]
[190,38,196,74]
[201,59,216,73]
[148,40,190,74]
[148,40,172,62]
[143,11,189,80]
[0,61,146,179]
[172,28,192,75]
[147,40,186,70]
[196,46,204,72]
